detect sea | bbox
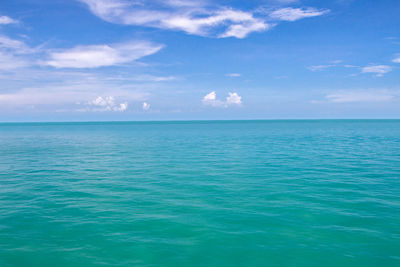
[0,120,399,266]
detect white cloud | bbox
[226,73,241,77]
[308,60,341,71]
[0,35,34,70]
[326,91,395,103]
[80,0,272,38]
[0,16,18,25]
[0,35,37,56]
[218,18,270,38]
[44,41,163,68]
[269,7,329,21]
[89,95,114,107]
[115,102,128,111]
[0,80,147,112]
[202,91,224,107]
[226,92,242,105]
[308,64,334,71]
[203,91,216,101]
[142,102,150,110]
[87,96,128,111]
[0,51,29,70]
[202,91,242,107]
[80,1,329,38]
[393,56,400,63]
[362,65,392,77]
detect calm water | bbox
[0,120,399,266]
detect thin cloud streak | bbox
[362,65,392,77]
[44,41,163,68]
[325,91,397,103]
[269,7,329,21]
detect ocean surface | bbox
[0,120,399,266]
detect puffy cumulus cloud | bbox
[0,80,148,113]
[117,103,128,111]
[44,41,163,68]
[325,91,396,103]
[269,7,329,21]
[226,92,242,105]
[142,102,151,110]
[362,65,392,77]
[79,0,327,39]
[87,96,128,111]
[203,91,216,101]
[202,91,223,107]
[202,91,242,107]
[0,16,18,25]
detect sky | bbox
[0,0,399,121]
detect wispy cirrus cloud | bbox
[0,52,29,70]
[269,7,329,21]
[202,91,242,107]
[362,65,392,77]
[0,35,36,70]
[308,60,341,71]
[393,55,400,63]
[226,73,241,77]
[0,34,164,70]
[79,0,270,38]
[325,90,396,103]
[44,41,163,68]
[79,0,328,39]
[0,35,27,52]
[0,15,18,25]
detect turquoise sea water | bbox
[0,120,400,266]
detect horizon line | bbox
[1,118,400,124]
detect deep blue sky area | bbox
[0,0,399,121]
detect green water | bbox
[0,120,399,266]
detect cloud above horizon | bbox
[269,7,329,22]
[202,91,242,107]
[325,91,396,103]
[86,96,128,111]
[226,73,241,77]
[0,79,148,113]
[79,0,328,38]
[142,102,150,110]
[0,16,18,25]
[0,35,35,70]
[44,41,163,68]
[0,33,164,70]
[362,65,392,77]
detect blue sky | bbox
[0,0,399,121]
